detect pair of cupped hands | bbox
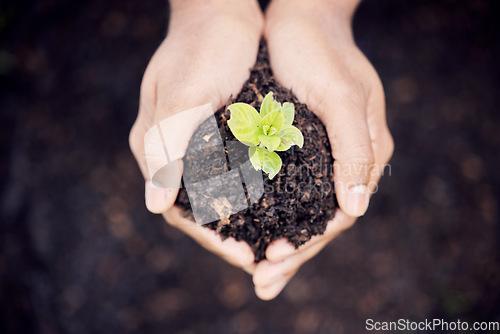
[129,0,393,300]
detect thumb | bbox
[132,103,215,214]
[322,93,374,217]
[142,123,183,214]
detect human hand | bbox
[252,0,394,299]
[129,0,264,274]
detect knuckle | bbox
[338,143,375,166]
[335,151,375,181]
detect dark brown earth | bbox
[175,41,336,262]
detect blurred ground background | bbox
[1,0,499,333]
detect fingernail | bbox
[145,181,166,213]
[345,184,369,216]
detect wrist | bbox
[169,0,262,21]
[268,0,360,15]
[169,0,263,33]
[266,0,358,43]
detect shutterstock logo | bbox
[144,104,264,225]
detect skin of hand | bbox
[129,0,264,274]
[252,0,394,300]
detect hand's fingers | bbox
[253,258,295,287]
[254,268,298,301]
[163,207,256,272]
[129,103,154,180]
[253,239,331,300]
[254,251,309,290]
[130,74,184,214]
[367,145,392,195]
[255,213,356,299]
[130,120,184,214]
[266,210,356,262]
[365,77,394,194]
[265,239,297,263]
[319,89,374,217]
[255,233,339,298]
[145,179,182,214]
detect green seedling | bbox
[227,92,304,179]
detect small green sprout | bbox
[227,92,304,179]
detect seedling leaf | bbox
[260,92,281,118]
[275,141,291,152]
[258,134,281,152]
[281,102,295,126]
[260,110,284,135]
[227,103,262,146]
[227,92,304,180]
[261,149,282,179]
[279,125,304,148]
[249,146,262,170]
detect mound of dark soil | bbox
[174,40,337,261]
